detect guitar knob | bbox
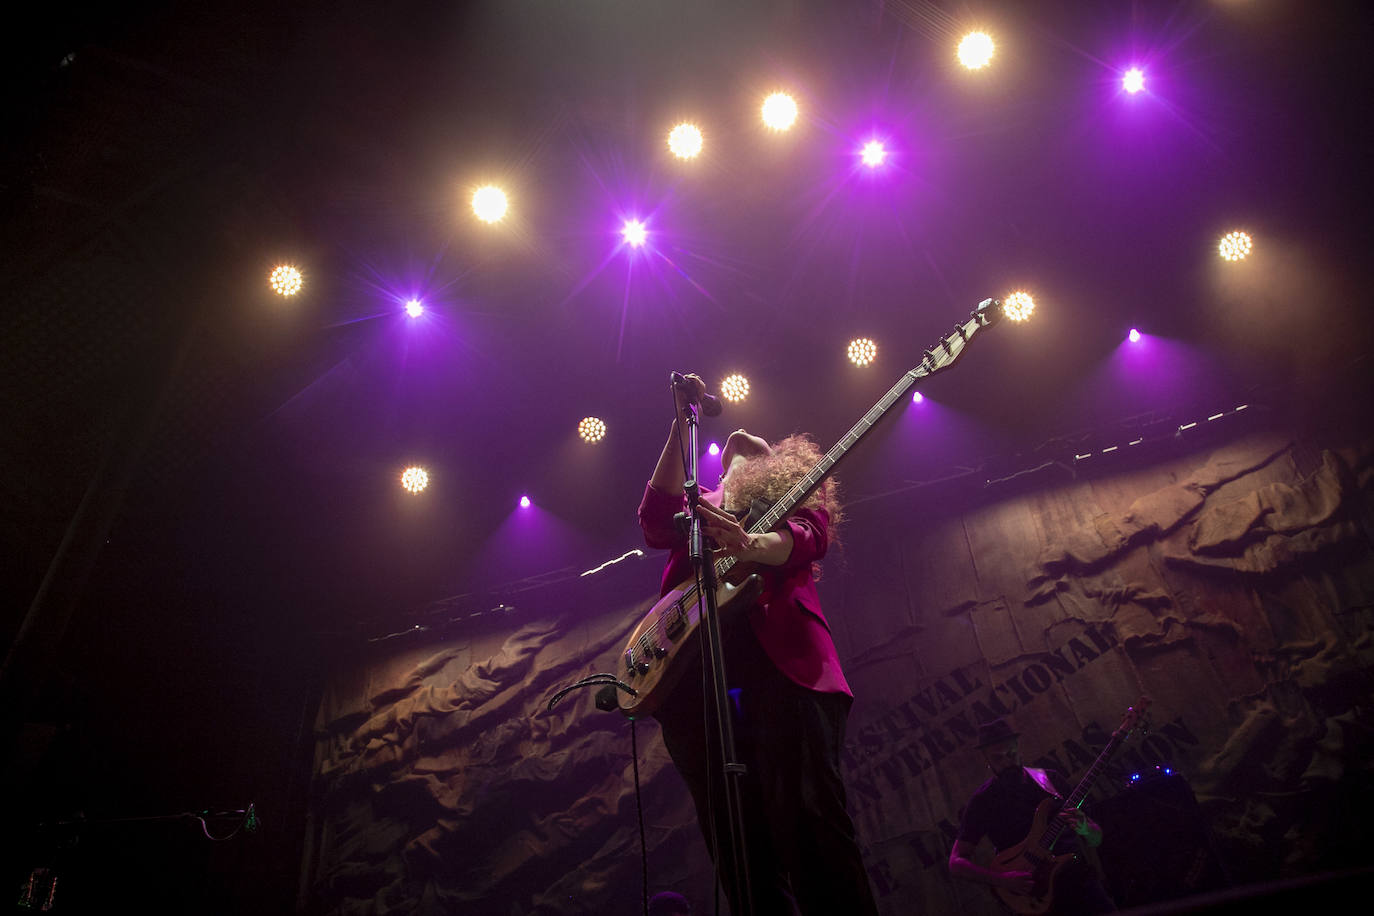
[635,660,651,675]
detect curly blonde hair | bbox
[720,433,844,537]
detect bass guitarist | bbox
[948,718,1117,914]
[640,373,879,916]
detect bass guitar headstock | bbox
[914,295,1033,380]
[1113,695,1152,740]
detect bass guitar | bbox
[991,697,1151,914]
[617,296,1021,718]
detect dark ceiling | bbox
[1,0,1372,899]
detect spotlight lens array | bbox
[668,123,704,159]
[847,338,878,367]
[720,373,750,402]
[401,466,429,493]
[578,416,607,443]
[269,265,303,297]
[1123,68,1146,94]
[1003,291,1036,322]
[1218,230,1252,261]
[472,185,509,223]
[761,93,798,130]
[957,32,995,70]
[405,299,424,318]
[860,141,887,168]
[622,219,648,248]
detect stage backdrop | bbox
[299,428,1374,915]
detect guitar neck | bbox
[714,304,995,579]
[1038,726,1132,850]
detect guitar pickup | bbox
[664,602,687,639]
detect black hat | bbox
[974,718,1020,748]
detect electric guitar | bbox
[617,296,1017,718]
[991,697,1152,915]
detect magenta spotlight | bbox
[405,299,424,318]
[860,140,887,168]
[1128,328,1141,343]
[912,391,924,404]
[1122,68,1145,94]
[519,495,531,508]
[708,442,720,456]
[622,218,648,248]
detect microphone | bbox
[670,372,723,417]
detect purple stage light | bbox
[1128,328,1141,343]
[860,140,887,168]
[519,495,531,508]
[405,299,424,318]
[1122,68,1145,94]
[622,218,648,248]
[708,442,720,456]
[912,391,924,404]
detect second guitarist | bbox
[948,718,1117,914]
[641,373,879,916]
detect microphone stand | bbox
[678,397,754,916]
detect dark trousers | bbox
[1051,860,1117,916]
[655,622,879,916]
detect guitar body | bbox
[616,568,763,718]
[991,797,1078,915]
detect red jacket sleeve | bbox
[638,482,686,550]
[777,506,829,571]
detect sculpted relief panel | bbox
[303,432,1374,914]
